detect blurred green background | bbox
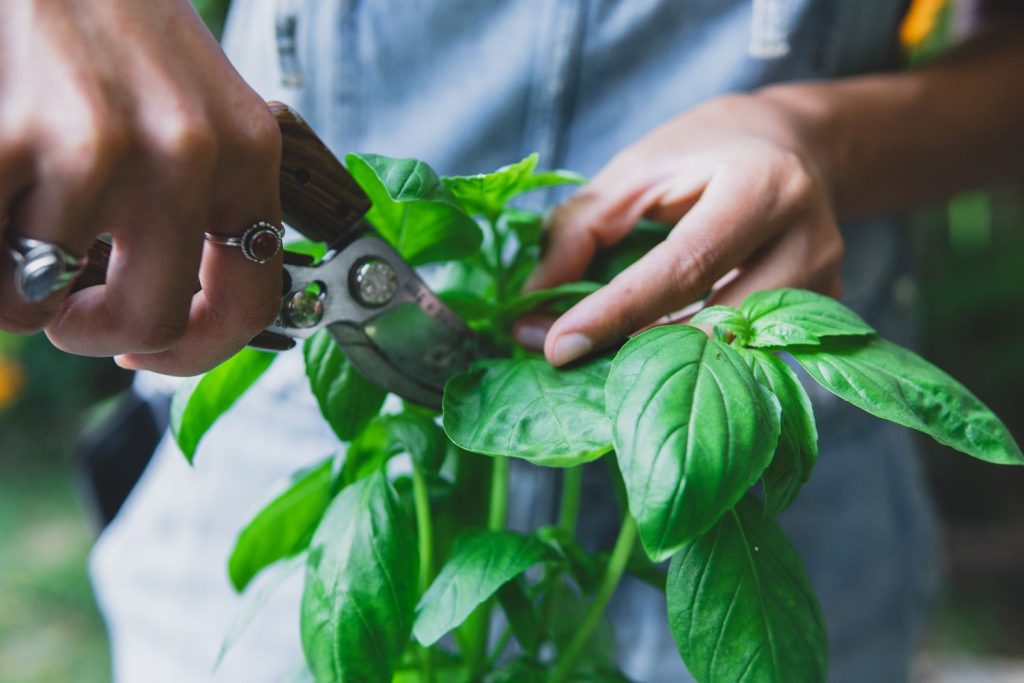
[1,1,1022,681]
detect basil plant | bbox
[171,152,1022,683]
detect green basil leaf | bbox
[171,349,276,462]
[740,288,875,348]
[483,658,547,683]
[548,586,618,670]
[585,220,671,284]
[739,349,819,516]
[437,290,492,327]
[605,326,781,561]
[792,337,1024,465]
[301,470,417,683]
[228,458,334,592]
[303,330,386,442]
[285,238,328,263]
[413,530,548,646]
[340,412,448,489]
[497,578,541,655]
[667,495,828,683]
[346,153,482,265]
[443,153,585,220]
[338,418,392,488]
[382,412,450,476]
[443,357,613,467]
[535,526,603,594]
[498,281,602,324]
[691,305,752,344]
[497,207,544,248]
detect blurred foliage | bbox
[0,333,128,465]
[0,465,110,683]
[913,184,1024,657]
[899,0,1024,657]
[902,0,951,57]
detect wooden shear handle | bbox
[71,101,370,292]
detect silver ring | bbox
[5,237,86,303]
[204,221,284,264]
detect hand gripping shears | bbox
[74,102,491,408]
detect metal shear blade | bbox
[265,229,491,408]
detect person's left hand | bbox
[515,91,845,366]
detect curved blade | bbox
[269,232,492,408]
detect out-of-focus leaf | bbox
[171,349,275,462]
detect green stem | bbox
[486,216,507,303]
[557,466,583,533]
[550,515,638,683]
[411,465,435,683]
[467,457,512,677]
[539,466,584,640]
[488,458,510,531]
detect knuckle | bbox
[56,114,131,182]
[775,151,819,205]
[154,113,218,168]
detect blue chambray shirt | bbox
[91,1,937,681]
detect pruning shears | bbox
[74,102,491,408]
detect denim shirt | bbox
[91,2,936,682]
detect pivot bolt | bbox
[351,258,398,306]
[286,288,325,328]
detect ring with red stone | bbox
[204,221,285,264]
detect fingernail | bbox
[515,322,549,351]
[550,332,593,366]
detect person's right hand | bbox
[0,0,283,375]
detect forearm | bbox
[760,24,1024,220]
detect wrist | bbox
[752,83,845,213]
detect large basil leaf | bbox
[346,153,482,265]
[228,458,334,592]
[304,331,386,442]
[171,348,275,462]
[443,153,585,221]
[413,531,548,646]
[667,495,827,683]
[792,337,1023,465]
[301,470,417,683]
[442,357,613,467]
[740,289,875,348]
[739,349,819,516]
[605,326,781,561]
